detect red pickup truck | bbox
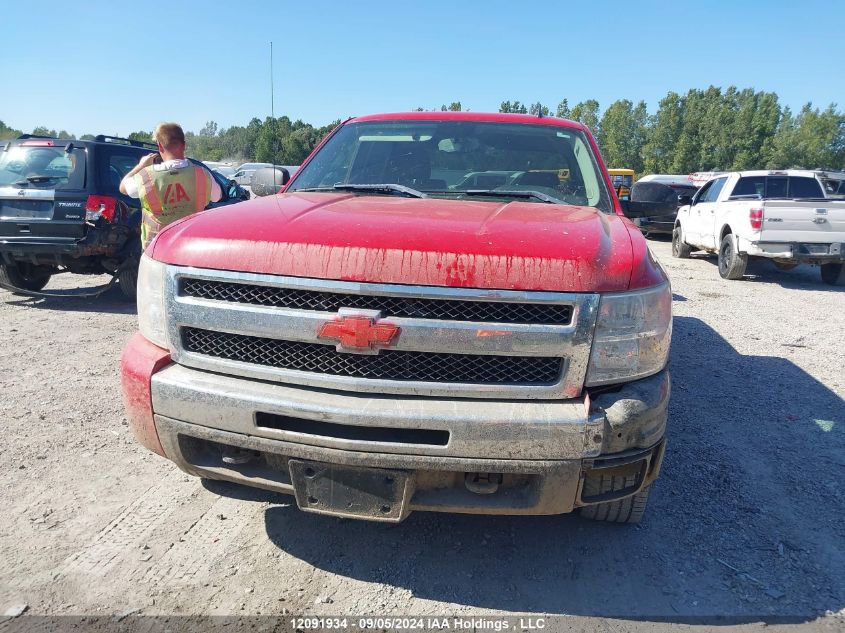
[121,112,671,523]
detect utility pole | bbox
[270,41,275,120]
[270,41,278,186]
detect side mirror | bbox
[678,194,693,206]
[251,167,291,196]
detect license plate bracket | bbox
[288,460,411,521]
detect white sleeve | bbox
[121,174,140,198]
[210,173,222,202]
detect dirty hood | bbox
[151,192,638,292]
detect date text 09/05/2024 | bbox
[289,616,547,630]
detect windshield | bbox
[288,120,613,211]
[0,144,87,189]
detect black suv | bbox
[0,134,249,299]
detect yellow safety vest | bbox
[135,164,214,248]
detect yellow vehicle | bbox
[608,168,635,200]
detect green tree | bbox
[499,100,528,114]
[570,100,601,136]
[440,102,462,112]
[128,130,153,143]
[729,89,781,170]
[199,120,218,137]
[32,126,57,137]
[768,103,845,169]
[671,89,708,173]
[529,102,550,116]
[643,92,684,173]
[0,120,23,139]
[556,99,571,119]
[598,99,647,172]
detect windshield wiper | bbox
[329,183,427,198]
[463,189,562,204]
[12,175,63,186]
[292,183,428,198]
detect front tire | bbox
[718,234,747,280]
[820,263,845,286]
[672,227,692,258]
[0,262,52,293]
[580,474,651,524]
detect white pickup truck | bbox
[672,170,845,285]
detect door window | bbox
[100,149,144,194]
[703,177,727,202]
[692,180,713,204]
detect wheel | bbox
[820,263,845,286]
[0,262,52,293]
[672,226,692,258]
[718,234,747,280]
[580,474,651,524]
[772,260,798,271]
[117,260,139,301]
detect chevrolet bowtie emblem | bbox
[317,313,400,354]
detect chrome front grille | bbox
[180,278,573,325]
[165,266,599,399]
[182,327,564,385]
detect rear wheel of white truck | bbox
[579,474,651,524]
[820,263,845,286]
[718,233,747,280]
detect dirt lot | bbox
[0,238,843,631]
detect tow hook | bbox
[221,447,258,465]
[464,472,503,495]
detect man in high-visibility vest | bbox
[119,122,221,248]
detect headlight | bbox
[137,254,169,349]
[586,281,672,386]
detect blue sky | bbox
[2,0,843,136]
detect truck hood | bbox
[152,192,642,292]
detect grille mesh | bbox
[180,278,572,325]
[182,327,563,385]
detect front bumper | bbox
[140,360,669,520]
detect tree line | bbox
[2,85,843,173]
[499,87,845,173]
[0,117,340,167]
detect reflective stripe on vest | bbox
[135,164,214,248]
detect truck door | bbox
[699,176,729,249]
[685,179,722,248]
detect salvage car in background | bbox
[626,174,699,235]
[232,162,273,186]
[672,170,845,284]
[0,135,249,299]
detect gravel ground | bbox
[0,237,843,632]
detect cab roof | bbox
[349,111,589,132]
